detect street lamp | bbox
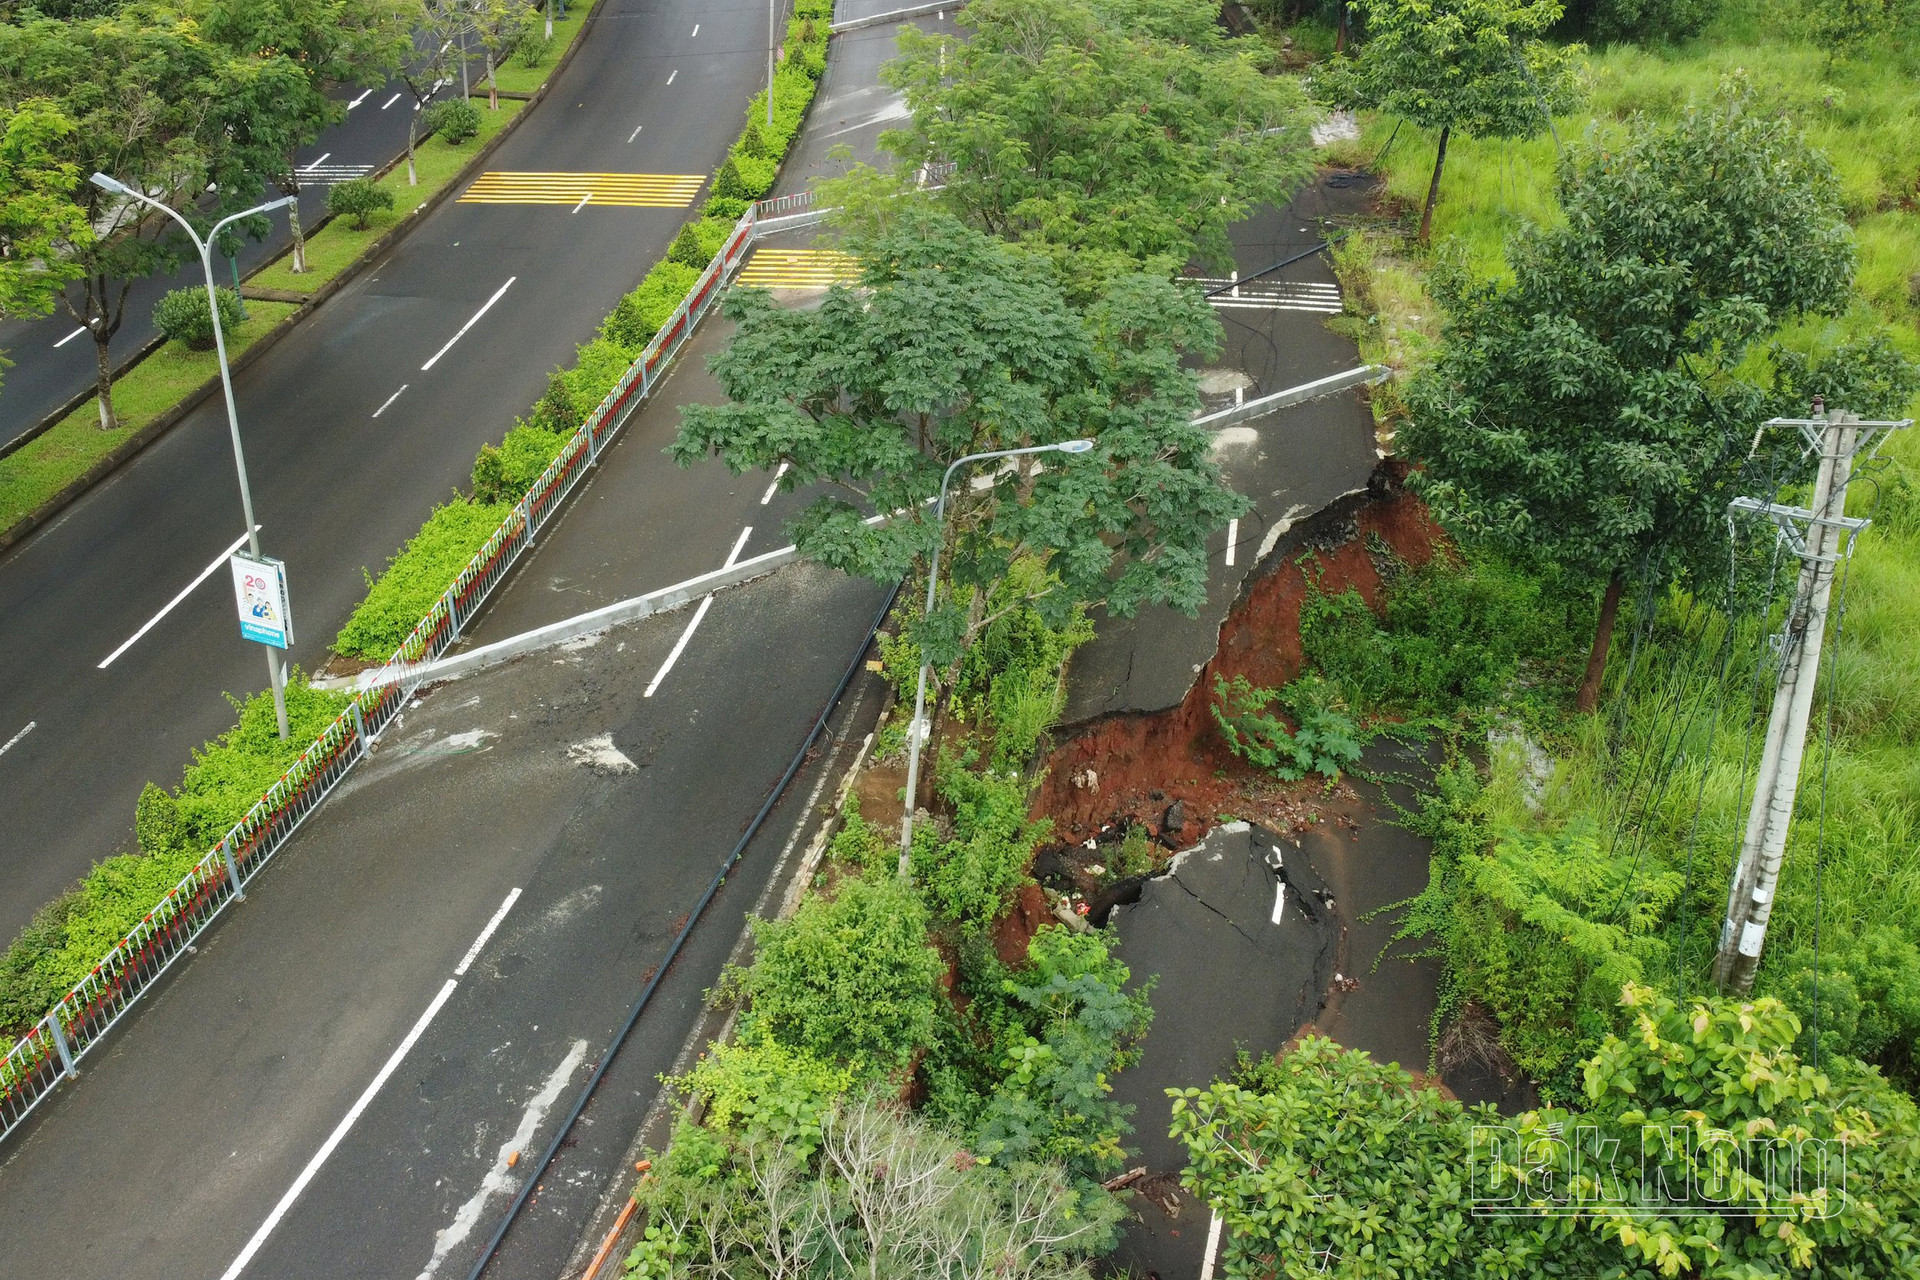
[898,438,1095,876]
[90,173,299,739]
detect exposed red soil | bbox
[1033,463,1442,846]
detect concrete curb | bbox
[0,0,608,558]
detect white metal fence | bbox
[0,198,786,1144]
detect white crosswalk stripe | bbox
[299,165,377,182]
[1189,277,1344,314]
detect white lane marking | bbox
[1199,1210,1224,1280]
[98,527,260,669]
[381,92,402,109]
[348,89,372,109]
[371,385,409,418]
[666,68,677,85]
[571,192,591,213]
[301,152,332,171]
[454,887,521,976]
[218,978,460,1280]
[626,123,643,143]
[1271,880,1286,925]
[0,721,35,759]
[421,277,516,371]
[759,461,789,504]
[690,22,699,35]
[644,527,751,697]
[1224,517,1238,567]
[53,326,87,347]
[414,1038,589,1280]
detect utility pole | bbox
[1712,404,1910,993]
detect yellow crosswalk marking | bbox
[458,172,706,207]
[736,248,858,288]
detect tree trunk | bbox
[1335,1,1348,52]
[1418,124,1450,245]
[1575,572,1625,713]
[406,117,419,185]
[287,191,307,274]
[93,331,117,431]
[486,51,498,109]
[546,0,554,39]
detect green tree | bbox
[1803,0,1920,65]
[1399,85,1869,710]
[198,0,414,273]
[395,1,467,185]
[0,99,88,389]
[469,0,535,110]
[674,210,1243,681]
[0,8,267,428]
[1315,0,1582,242]
[724,871,943,1076]
[881,0,1317,284]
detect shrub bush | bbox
[152,286,240,351]
[910,755,1046,932]
[700,195,748,222]
[325,177,393,230]
[1211,672,1365,781]
[424,98,481,144]
[725,871,941,1075]
[601,261,700,348]
[471,421,571,504]
[332,499,514,659]
[516,31,552,66]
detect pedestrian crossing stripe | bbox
[299,165,376,182]
[735,248,858,288]
[458,172,706,207]
[1190,277,1344,315]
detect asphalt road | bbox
[0,0,778,945]
[0,78,419,448]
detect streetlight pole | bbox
[90,174,298,740]
[767,0,776,128]
[897,439,1094,877]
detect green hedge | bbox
[1,677,348,1039]
[335,4,830,659]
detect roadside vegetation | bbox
[1167,0,1920,1258]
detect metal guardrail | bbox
[0,205,768,1144]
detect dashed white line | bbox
[98,527,260,669]
[454,887,521,976]
[348,89,372,109]
[218,979,458,1280]
[666,68,677,85]
[1199,1210,1224,1280]
[301,152,332,171]
[1224,517,1238,567]
[0,721,35,759]
[626,123,643,143]
[690,22,699,35]
[644,527,751,697]
[53,325,87,348]
[759,461,790,505]
[381,92,402,109]
[571,192,591,213]
[372,385,409,418]
[420,277,516,371]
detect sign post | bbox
[230,552,293,739]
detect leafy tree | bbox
[1803,0,1920,65]
[881,0,1317,283]
[1399,84,1875,710]
[198,0,414,273]
[1315,0,1582,242]
[0,9,270,428]
[396,1,467,184]
[469,0,536,110]
[0,99,88,389]
[723,871,943,1077]
[1560,0,1719,40]
[674,210,1244,682]
[1170,1037,1572,1278]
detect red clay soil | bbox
[1034,465,1442,846]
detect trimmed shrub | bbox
[471,422,571,504]
[326,177,393,230]
[424,98,481,144]
[516,31,553,66]
[601,261,700,347]
[153,286,240,351]
[332,499,515,659]
[701,195,748,221]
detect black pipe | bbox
[463,579,902,1280]
[1202,232,1351,298]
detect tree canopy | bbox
[880,0,1317,282]
[0,99,88,389]
[1396,84,1908,708]
[674,210,1243,669]
[1315,0,1581,241]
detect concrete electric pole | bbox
[1711,405,1911,993]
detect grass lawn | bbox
[484,7,590,96]
[0,303,298,531]
[250,102,525,296]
